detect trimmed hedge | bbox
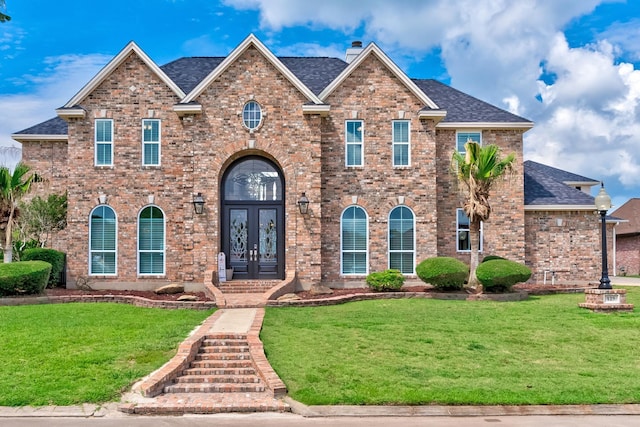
[416,257,468,291]
[476,259,532,292]
[0,261,52,296]
[22,248,65,288]
[366,269,405,292]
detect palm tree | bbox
[452,140,515,293]
[0,0,10,23]
[0,162,34,262]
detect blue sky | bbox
[1,0,639,210]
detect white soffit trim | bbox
[56,107,86,119]
[564,180,601,187]
[319,42,439,109]
[524,205,595,211]
[63,41,185,108]
[182,34,322,105]
[437,121,534,130]
[173,103,203,116]
[11,134,68,142]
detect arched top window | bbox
[388,206,415,274]
[89,205,117,275]
[138,205,165,275]
[223,157,283,202]
[341,206,369,275]
[242,100,263,130]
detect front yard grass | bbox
[0,303,213,406]
[262,287,640,405]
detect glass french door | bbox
[221,156,285,280]
[224,205,283,279]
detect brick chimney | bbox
[345,41,363,63]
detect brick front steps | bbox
[121,309,289,415]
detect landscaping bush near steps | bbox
[416,257,468,291]
[476,259,532,293]
[366,269,405,291]
[0,261,52,296]
[22,248,65,288]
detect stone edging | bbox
[267,290,530,307]
[0,294,217,310]
[248,308,287,397]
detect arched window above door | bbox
[223,158,283,201]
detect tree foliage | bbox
[0,1,10,23]
[17,193,67,248]
[451,141,515,293]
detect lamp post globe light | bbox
[594,182,612,290]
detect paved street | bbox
[3,414,640,427]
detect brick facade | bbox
[17,36,578,291]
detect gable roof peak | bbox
[319,41,439,109]
[60,40,185,110]
[180,33,322,105]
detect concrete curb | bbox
[0,403,116,418]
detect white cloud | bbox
[224,0,640,199]
[0,53,110,158]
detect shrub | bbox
[22,248,65,288]
[416,257,468,291]
[366,269,405,292]
[0,261,52,296]
[476,259,532,293]
[482,255,505,263]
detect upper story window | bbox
[242,101,263,130]
[95,119,113,166]
[457,208,483,252]
[345,120,363,167]
[456,131,481,155]
[392,120,410,167]
[142,119,161,166]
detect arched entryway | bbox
[221,156,285,280]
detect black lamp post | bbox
[594,182,612,289]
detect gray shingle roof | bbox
[13,116,67,135]
[524,160,597,206]
[15,51,531,135]
[413,79,530,123]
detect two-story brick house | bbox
[13,34,607,292]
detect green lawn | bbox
[262,288,640,405]
[0,303,213,406]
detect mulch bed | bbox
[42,283,590,302]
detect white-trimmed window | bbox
[142,119,160,166]
[392,120,410,166]
[89,205,117,275]
[456,131,481,154]
[389,206,415,274]
[345,120,363,167]
[138,206,165,275]
[341,206,368,274]
[457,208,483,252]
[95,119,113,166]
[242,101,263,130]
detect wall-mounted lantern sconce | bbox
[192,192,205,215]
[98,193,108,204]
[297,192,310,214]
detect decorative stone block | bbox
[579,288,634,312]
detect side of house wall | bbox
[524,210,609,285]
[616,235,640,276]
